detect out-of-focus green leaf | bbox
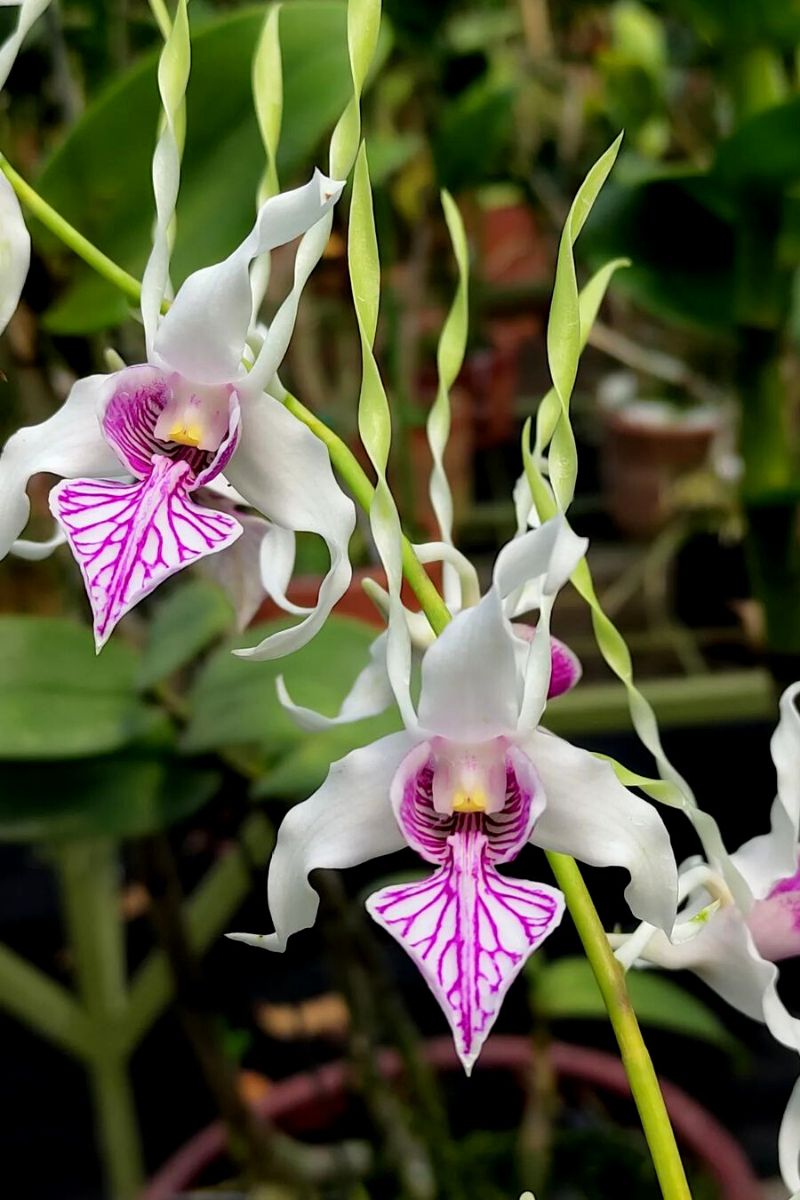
[532,956,739,1055]
[253,706,401,799]
[433,77,515,193]
[38,3,390,334]
[583,173,737,330]
[137,580,234,690]
[671,0,800,48]
[713,96,800,189]
[0,757,219,842]
[0,617,159,759]
[183,615,390,760]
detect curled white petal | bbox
[0,174,30,333]
[11,523,66,560]
[278,631,395,731]
[228,731,415,950]
[225,391,355,659]
[0,0,52,92]
[412,539,480,610]
[153,171,344,385]
[526,729,678,930]
[780,1076,800,1194]
[733,681,800,899]
[0,374,118,558]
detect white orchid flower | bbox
[277,536,582,732]
[0,172,358,656]
[231,517,679,1073]
[612,682,800,1192]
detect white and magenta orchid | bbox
[612,682,800,1192]
[0,171,357,657]
[231,517,679,1072]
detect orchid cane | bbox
[230,516,679,1072]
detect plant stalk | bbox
[19,167,692,1200]
[545,852,692,1200]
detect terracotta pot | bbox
[142,1036,762,1200]
[601,405,721,539]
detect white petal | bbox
[733,682,800,898]
[493,514,587,600]
[10,523,66,560]
[0,0,52,92]
[153,171,344,385]
[278,631,395,731]
[259,523,308,616]
[228,731,415,950]
[0,374,118,557]
[417,588,520,741]
[0,174,30,333]
[634,907,800,1050]
[225,391,355,659]
[526,729,678,930]
[780,1076,800,1194]
[198,508,269,631]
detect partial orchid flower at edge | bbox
[0,171,358,657]
[611,681,800,1193]
[230,517,679,1073]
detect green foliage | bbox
[137,580,234,690]
[184,615,400,783]
[37,2,384,333]
[532,956,739,1057]
[0,756,219,842]
[0,617,161,759]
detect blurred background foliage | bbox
[2,0,800,1197]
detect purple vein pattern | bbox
[49,367,242,648]
[366,750,564,1072]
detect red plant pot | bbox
[142,1036,762,1200]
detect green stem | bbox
[55,838,144,1200]
[18,169,690,1199]
[0,153,144,309]
[546,853,691,1200]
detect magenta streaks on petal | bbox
[366,816,563,1073]
[50,456,242,648]
[391,741,540,865]
[102,366,239,487]
[749,862,800,962]
[511,625,582,699]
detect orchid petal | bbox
[225,392,355,659]
[278,632,395,731]
[510,627,582,700]
[417,589,519,741]
[153,171,343,385]
[367,819,563,1073]
[197,504,271,630]
[11,523,66,560]
[493,514,587,600]
[0,0,52,92]
[0,374,119,559]
[733,682,800,898]
[526,729,678,930]
[259,524,309,616]
[632,908,800,1051]
[747,872,800,962]
[780,1076,800,1194]
[51,458,241,649]
[228,731,415,951]
[0,173,30,333]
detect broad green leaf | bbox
[0,756,219,842]
[37,3,389,334]
[0,617,159,759]
[183,615,387,759]
[583,173,737,331]
[137,580,234,690]
[713,96,800,189]
[253,706,401,799]
[532,956,739,1056]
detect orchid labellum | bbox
[613,682,800,1192]
[231,518,679,1072]
[0,171,356,657]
